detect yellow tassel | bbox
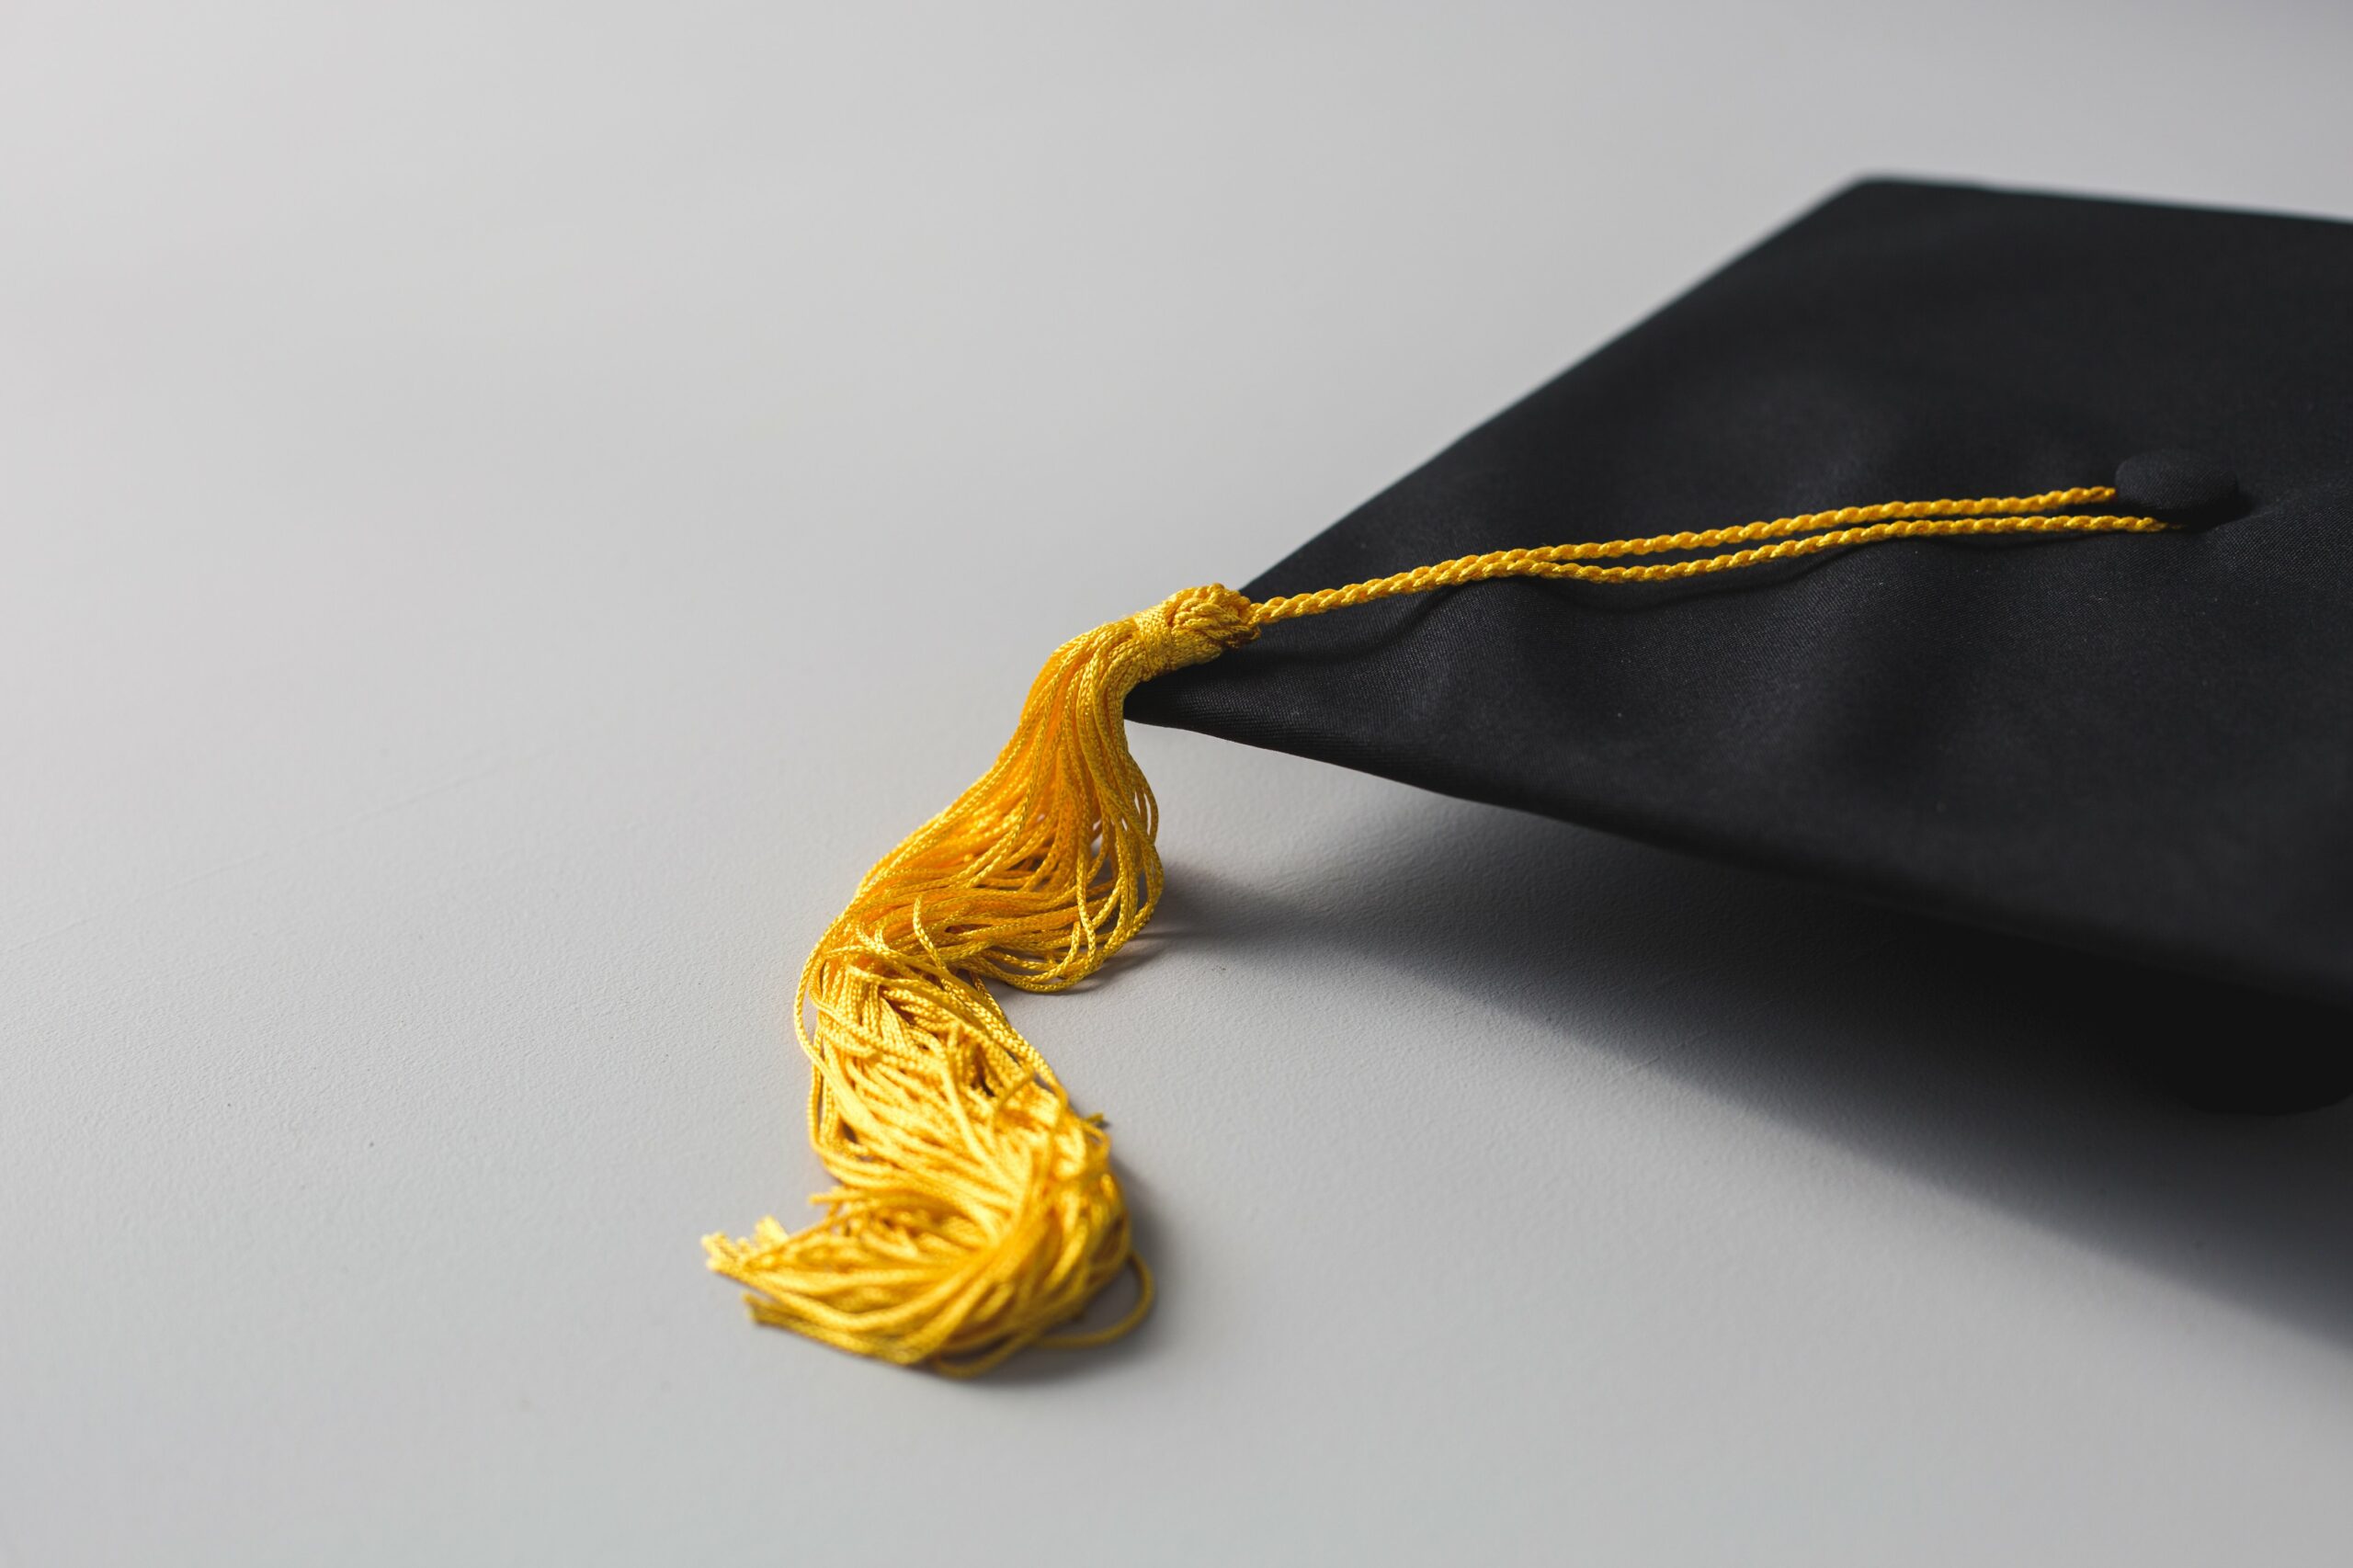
[703,584,1259,1376]
[708,491,2170,1374]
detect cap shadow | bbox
[1156,801,2353,1353]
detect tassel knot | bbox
[1128,583,1259,678]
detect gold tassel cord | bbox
[706,488,2170,1374]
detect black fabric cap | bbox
[1131,178,2353,1031]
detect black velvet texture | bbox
[1130,178,2353,1021]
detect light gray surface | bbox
[5,3,2352,1563]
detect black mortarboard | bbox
[1135,176,2353,1027]
[712,177,2353,1373]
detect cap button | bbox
[2113,449,2238,519]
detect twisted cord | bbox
[1253,487,2145,622]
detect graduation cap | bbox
[706,178,2353,1373]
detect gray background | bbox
[5,3,2352,1562]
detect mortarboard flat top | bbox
[1130,178,2353,1017]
